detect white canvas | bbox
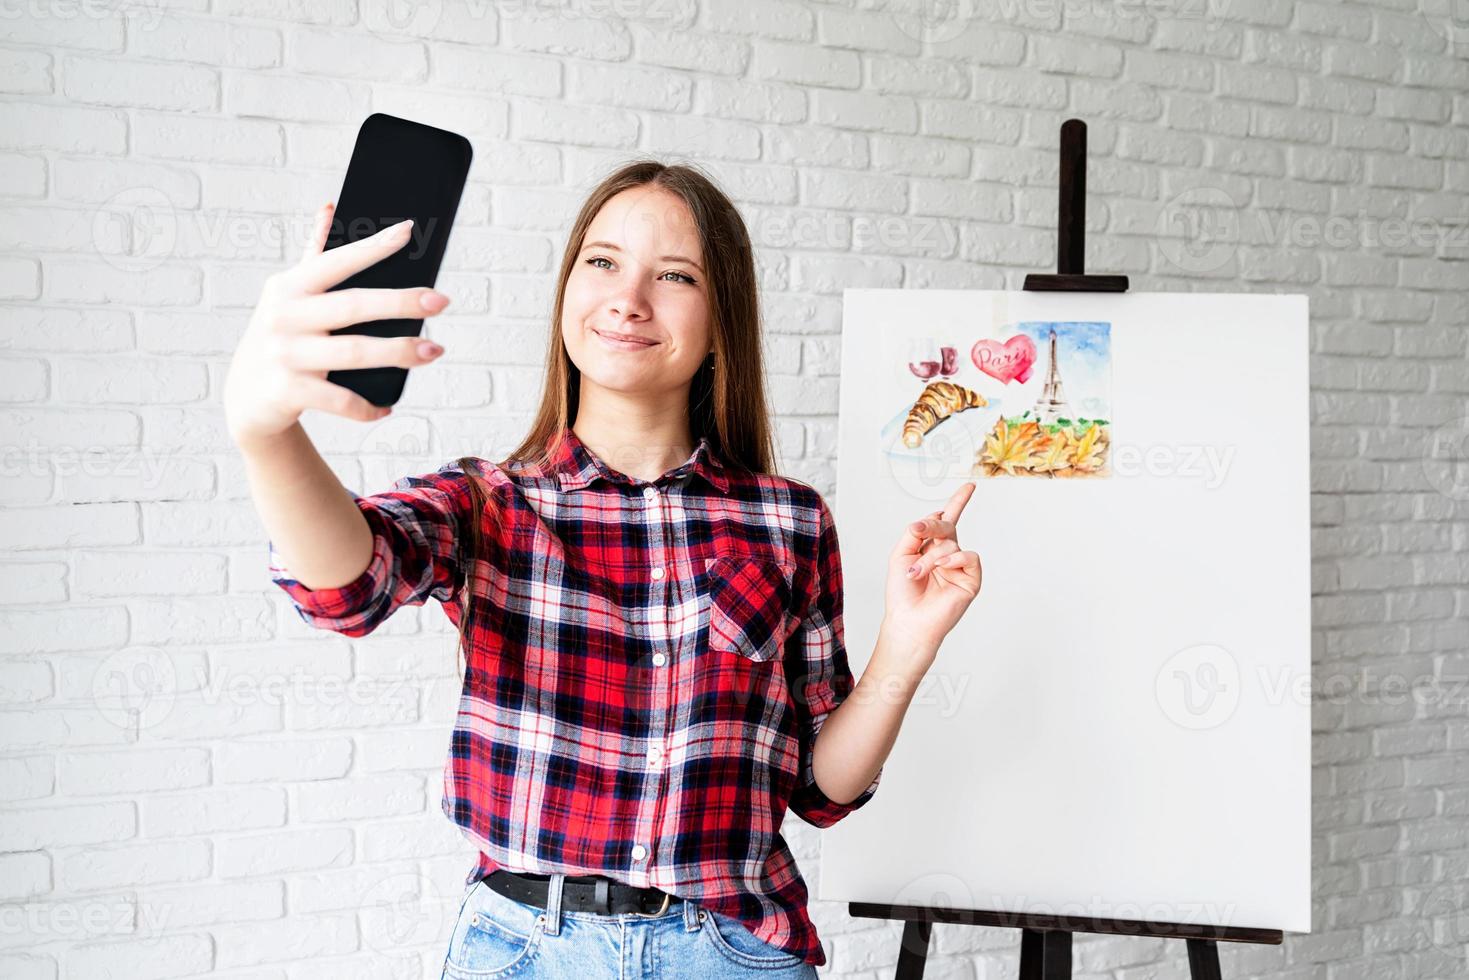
[820,289,1312,936]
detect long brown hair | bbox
[449,160,776,677]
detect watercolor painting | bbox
[882,320,1113,480]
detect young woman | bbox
[225,161,981,978]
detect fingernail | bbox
[392,218,413,237]
[418,341,443,358]
[910,521,925,532]
[907,563,921,577]
[420,291,448,312]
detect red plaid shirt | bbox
[268,426,881,966]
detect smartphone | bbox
[323,113,472,407]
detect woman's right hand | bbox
[224,202,451,446]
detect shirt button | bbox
[632,844,647,861]
[643,486,657,499]
[647,745,662,764]
[652,653,666,667]
[651,567,664,580]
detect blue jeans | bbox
[440,874,819,979]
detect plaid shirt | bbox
[268,426,882,966]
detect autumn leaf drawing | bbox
[978,418,1044,476]
[1070,423,1109,473]
[975,417,1111,478]
[1032,428,1073,475]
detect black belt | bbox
[486,868,676,917]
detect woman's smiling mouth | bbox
[594,327,659,350]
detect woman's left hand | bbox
[883,482,983,662]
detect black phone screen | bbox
[323,113,472,407]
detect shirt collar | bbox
[549,426,731,494]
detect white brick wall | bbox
[0,1,1466,977]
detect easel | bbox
[847,119,1284,978]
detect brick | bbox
[59,838,211,890]
[631,22,748,75]
[45,260,202,306]
[694,77,804,124]
[0,48,52,94]
[61,747,211,796]
[0,756,54,804]
[644,112,759,161]
[217,827,353,878]
[214,0,355,24]
[0,606,129,655]
[812,89,917,134]
[296,774,425,822]
[864,54,967,98]
[63,935,211,979]
[499,10,631,60]
[75,551,225,597]
[362,0,498,42]
[128,12,280,68]
[54,357,208,405]
[816,7,919,55]
[287,26,427,82]
[751,39,857,88]
[62,55,216,111]
[0,852,50,902]
[512,99,638,147]
[0,801,135,851]
[225,72,362,122]
[0,8,122,50]
[217,737,352,784]
[133,112,283,165]
[919,99,1023,143]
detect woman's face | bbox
[561,185,710,399]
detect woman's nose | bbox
[607,282,652,319]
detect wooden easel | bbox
[847,118,1284,978]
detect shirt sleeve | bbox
[268,460,474,638]
[784,494,882,828]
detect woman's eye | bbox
[585,256,696,286]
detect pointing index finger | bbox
[300,202,334,264]
[943,482,976,524]
[293,217,414,295]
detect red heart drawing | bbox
[971,335,1037,385]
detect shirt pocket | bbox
[703,555,798,664]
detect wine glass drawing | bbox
[938,344,958,377]
[907,336,942,381]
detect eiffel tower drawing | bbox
[1032,328,1072,425]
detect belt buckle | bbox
[633,892,671,918]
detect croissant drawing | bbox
[902,381,988,448]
